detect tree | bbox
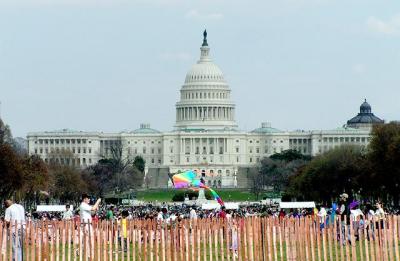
[285,145,365,204]
[133,156,145,173]
[0,119,13,145]
[48,165,88,203]
[87,154,145,196]
[20,155,49,208]
[259,150,310,195]
[270,149,311,162]
[368,122,400,205]
[0,144,24,200]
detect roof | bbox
[131,128,161,134]
[347,114,384,124]
[347,100,384,125]
[251,127,282,134]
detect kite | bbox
[171,170,224,206]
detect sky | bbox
[0,0,399,137]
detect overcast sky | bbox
[1,0,399,137]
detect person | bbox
[189,207,197,220]
[374,202,385,229]
[219,206,227,219]
[338,193,350,244]
[79,194,101,258]
[156,208,163,220]
[79,194,101,223]
[120,210,129,252]
[106,206,114,221]
[62,204,73,220]
[4,199,26,261]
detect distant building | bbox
[27,31,385,188]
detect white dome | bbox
[175,31,237,131]
[184,62,225,84]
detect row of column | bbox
[176,106,234,121]
[180,137,228,155]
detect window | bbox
[34,149,37,154]
[219,147,223,154]
[143,148,146,154]
[249,157,253,163]
[236,147,239,153]
[256,148,260,153]
[78,148,81,153]
[89,159,92,164]
[151,158,154,164]
[89,148,91,153]
[83,148,86,154]
[151,148,154,154]
[170,147,173,153]
[40,148,43,154]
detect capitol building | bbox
[27,31,384,188]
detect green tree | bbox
[270,149,311,162]
[0,144,24,200]
[48,164,88,203]
[133,156,145,173]
[0,119,13,145]
[285,145,365,203]
[368,122,400,205]
[20,155,49,208]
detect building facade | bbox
[27,31,384,188]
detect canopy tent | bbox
[279,202,315,209]
[36,205,73,212]
[201,202,239,210]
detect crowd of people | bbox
[2,192,399,260]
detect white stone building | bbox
[27,31,384,188]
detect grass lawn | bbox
[135,189,257,202]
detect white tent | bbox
[36,205,73,212]
[279,202,315,209]
[201,202,239,210]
